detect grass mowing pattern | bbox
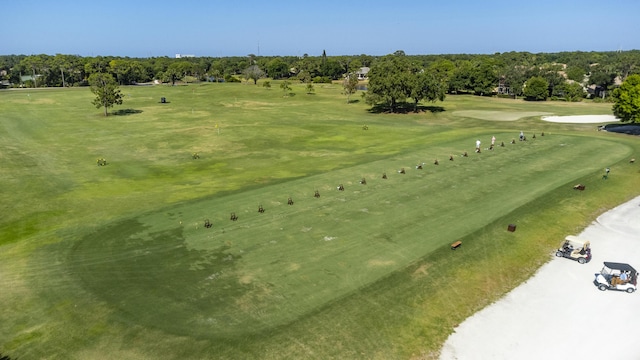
[69,133,626,339]
[1,84,638,359]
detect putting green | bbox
[67,133,628,339]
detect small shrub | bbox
[312,76,332,84]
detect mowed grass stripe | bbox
[66,133,627,338]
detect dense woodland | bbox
[2,50,640,106]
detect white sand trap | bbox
[440,195,640,360]
[541,114,619,123]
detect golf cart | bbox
[593,262,638,293]
[555,235,591,264]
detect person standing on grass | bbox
[475,139,481,153]
[491,136,496,146]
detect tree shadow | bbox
[347,99,360,104]
[367,102,446,114]
[112,109,143,116]
[421,105,446,113]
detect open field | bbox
[1,83,639,359]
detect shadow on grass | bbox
[367,102,446,114]
[112,109,143,116]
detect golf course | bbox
[1,82,639,359]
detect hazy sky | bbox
[2,0,638,57]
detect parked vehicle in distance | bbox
[555,235,591,264]
[593,262,638,293]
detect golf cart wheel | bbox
[598,284,608,291]
[555,251,563,257]
[578,257,586,264]
[626,288,635,294]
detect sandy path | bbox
[440,195,640,360]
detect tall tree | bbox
[365,54,412,112]
[448,60,473,93]
[409,70,446,112]
[266,58,289,79]
[19,55,45,87]
[523,76,549,101]
[612,74,640,123]
[84,56,110,76]
[470,59,499,95]
[342,73,359,103]
[243,64,265,84]
[88,73,123,116]
[556,82,585,102]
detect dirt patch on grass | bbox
[10,97,56,105]
[412,263,433,278]
[368,259,396,267]
[221,100,273,108]
[452,110,552,121]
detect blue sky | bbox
[2,0,638,57]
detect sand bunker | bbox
[440,195,640,360]
[541,115,618,123]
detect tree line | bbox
[0,52,374,88]
[3,50,640,121]
[2,50,639,90]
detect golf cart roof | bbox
[564,235,590,246]
[603,262,637,272]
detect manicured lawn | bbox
[1,83,638,359]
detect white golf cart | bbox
[593,262,638,293]
[555,235,591,264]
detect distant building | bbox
[175,54,195,59]
[356,67,370,80]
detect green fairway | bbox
[1,83,639,359]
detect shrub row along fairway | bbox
[1,84,638,359]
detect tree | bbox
[19,55,45,88]
[305,83,315,94]
[342,73,359,103]
[556,82,585,102]
[84,56,109,76]
[280,80,292,97]
[523,76,549,101]
[448,60,473,93]
[565,66,586,83]
[501,65,527,96]
[365,54,412,112]
[408,70,446,112]
[89,73,123,116]
[319,59,344,80]
[470,59,498,95]
[266,58,289,79]
[243,64,264,84]
[612,74,640,123]
[296,70,311,84]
